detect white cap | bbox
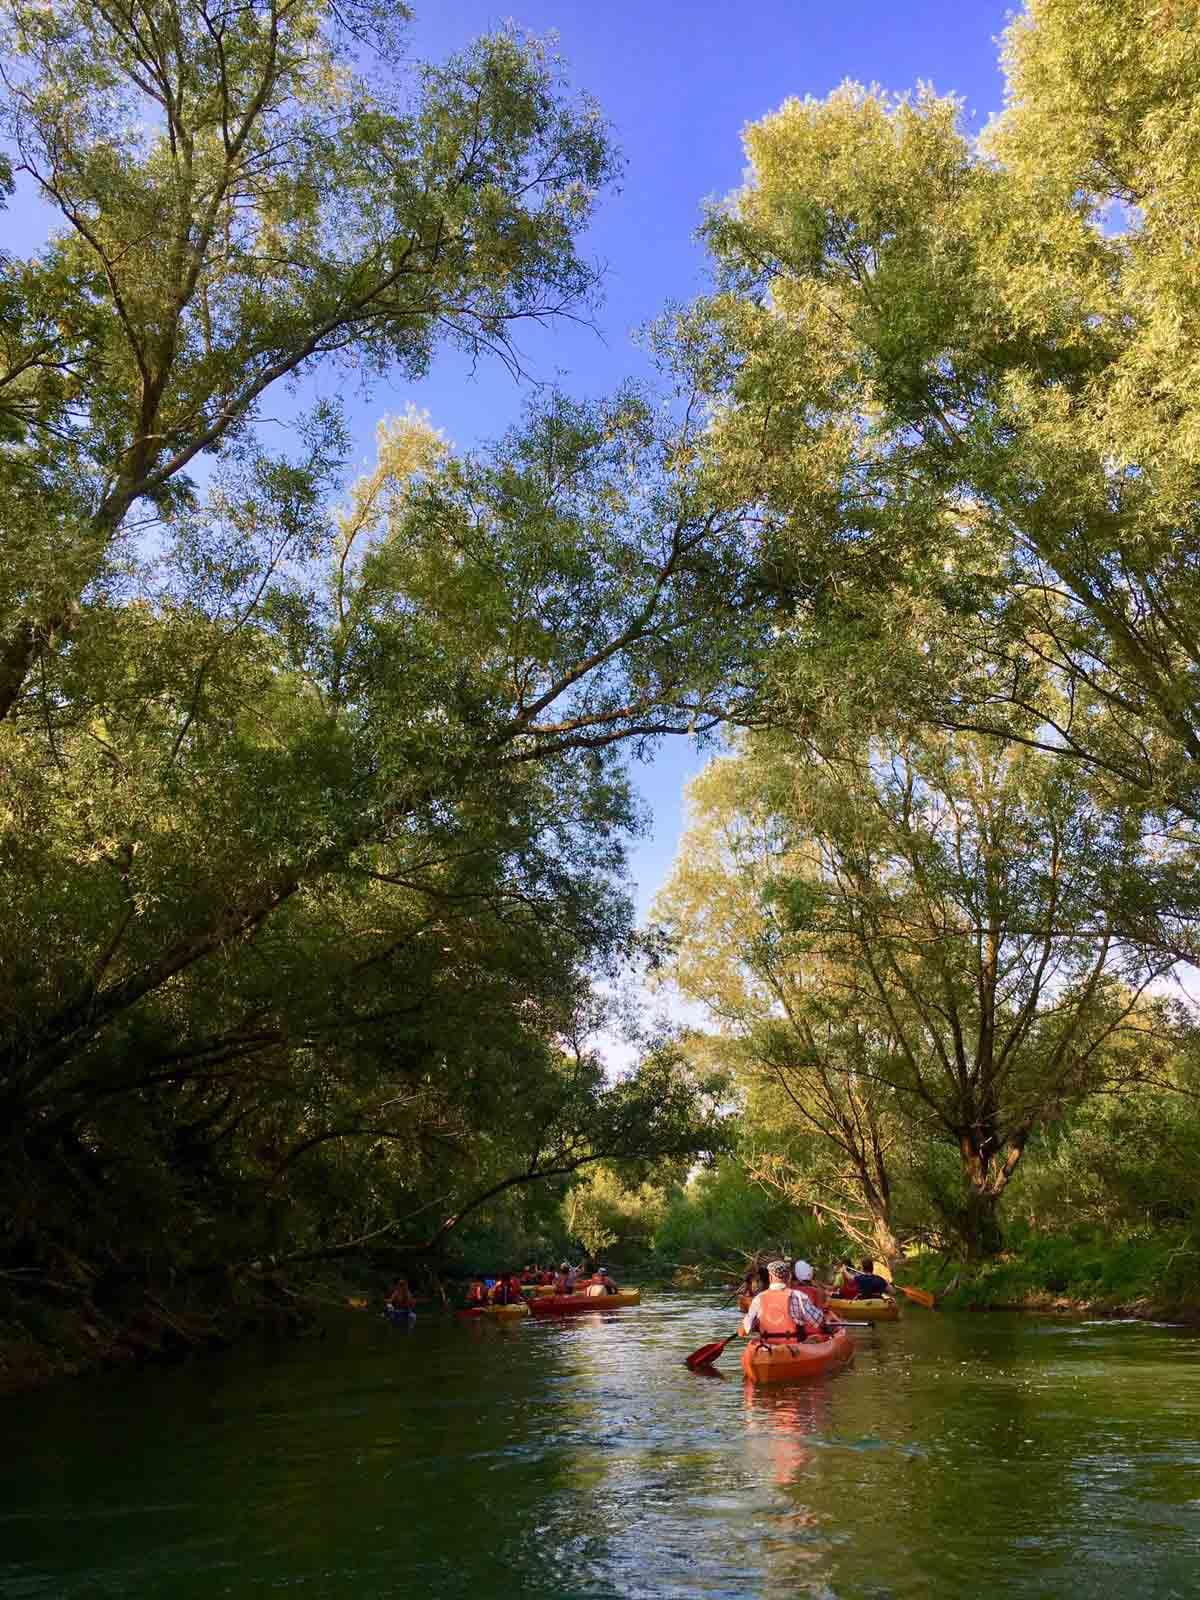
[794,1259,813,1282]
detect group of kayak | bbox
[717,1256,903,1385]
[456,1261,641,1322]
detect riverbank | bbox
[903,1228,1200,1325]
[0,1268,339,1397]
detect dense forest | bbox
[4,0,1200,1369]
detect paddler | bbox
[585,1266,618,1298]
[741,1260,839,1343]
[554,1261,576,1293]
[465,1276,488,1308]
[490,1272,521,1306]
[791,1259,829,1308]
[385,1277,416,1324]
[855,1259,895,1299]
[833,1259,860,1299]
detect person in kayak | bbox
[791,1259,829,1308]
[585,1266,618,1297]
[741,1261,837,1342]
[554,1261,576,1293]
[465,1276,488,1308]
[855,1259,894,1299]
[833,1260,860,1299]
[384,1277,416,1325]
[490,1273,518,1306]
[738,1258,770,1300]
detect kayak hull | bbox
[741,1327,855,1385]
[825,1296,899,1321]
[528,1288,641,1316]
[456,1301,530,1321]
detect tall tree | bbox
[681,0,1200,961]
[660,733,1179,1257]
[655,756,905,1263]
[0,0,617,720]
[0,384,757,1281]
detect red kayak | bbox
[528,1288,641,1316]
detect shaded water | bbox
[2,1294,1199,1598]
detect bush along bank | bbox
[902,1227,1200,1323]
[0,1265,326,1397]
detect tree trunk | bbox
[870,1216,901,1275]
[959,1187,1004,1260]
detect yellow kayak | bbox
[825,1296,900,1321]
[737,1292,899,1322]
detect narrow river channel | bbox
[3,1293,1198,1598]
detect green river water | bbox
[2,1293,1199,1598]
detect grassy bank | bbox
[902,1227,1200,1321]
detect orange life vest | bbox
[756,1286,822,1341]
[756,1287,800,1338]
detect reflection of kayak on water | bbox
[455,1301,530,1321]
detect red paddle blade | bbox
[685,1335,732,1370]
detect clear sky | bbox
[6,0,1015,921]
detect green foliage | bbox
[909,1227,1200,1311]
[684,0,1200,952]
[656,729,1184,1259]
[561,1166,669,1265]
[0,8,761,1315]
[651,1158,834,1271]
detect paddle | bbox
[685,1331,740,1371]
[897,1284,936,1309]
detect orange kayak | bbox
[528,1288,640,1316]
[741,1327,855,1385]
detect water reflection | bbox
[2,1300,1199,1599]
[742,1381,833,1484]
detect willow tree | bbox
[0,0,617,721]
[660,732,1179,1258]
[0,378,757,1285]
[655,755,907,1265]
[677,0,1200,964]
[0,5,766,1291]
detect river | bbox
[2,1293,1198,1598]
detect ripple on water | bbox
[1,1297,1199,1598]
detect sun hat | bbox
[793,1259,813,1282]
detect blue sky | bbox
[391,0,1014,922]
[6,0,1015,921]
